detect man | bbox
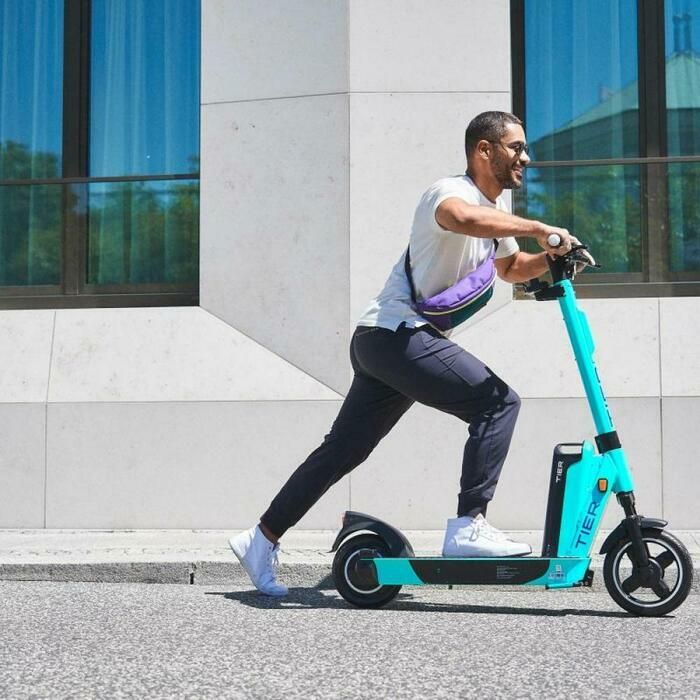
[230,111,573,596]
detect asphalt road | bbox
[1,582,698,699]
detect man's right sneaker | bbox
[228,525,288,596]
[441,514,532,557]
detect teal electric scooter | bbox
[331,239,693,616]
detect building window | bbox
[0,1,64,289]
[0,0,200,309]
[512,0,700,297]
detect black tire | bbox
[603,528,693,616]
[332,534,401,608]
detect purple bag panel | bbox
[416,251,497,313]
[404,245,498,331]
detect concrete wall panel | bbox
[661,398,699,529]
[350,397,661,530]
[0,311,54,403]
[349,92,511,325]
[48,308,339,403]
[2,2,695,531]
[348,402,465,530]
[46,401,345,529]
[660,298,700,396]
[349,0,510,92]
[0,404,46,527]
[488,398,662,531]
[200,96,350,392]
[455,297,660,398]
[202,0,348,103]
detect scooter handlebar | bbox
[523,236,599,294]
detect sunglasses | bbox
[489,140,530,157]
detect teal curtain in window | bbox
[88,0,200,286]
[520,0,641,274]
[524,0,639,161]
[90,0,200,177]
[517,166,641,273]
[665,0,700,272]
[0,0,63,286]
[87,180,199,285]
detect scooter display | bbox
[331,238,694,616]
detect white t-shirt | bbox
[357,174,520,333]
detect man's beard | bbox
[493,154,523,190]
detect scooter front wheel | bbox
[333,534,401,608]
[603,528,693,616]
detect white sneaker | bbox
[228,525,288,596]
[441,514,532,557]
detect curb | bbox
[2,560,699,594]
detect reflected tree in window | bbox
[666,3,700,272]
[88,178,199,286]
[0,142,62,286]
[515,166,641,274]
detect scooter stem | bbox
[556,279,615,436]
[548,270,635,495]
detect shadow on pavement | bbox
[207,588,638,618]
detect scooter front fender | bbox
[330,511,415,557]
[599,517,668,554]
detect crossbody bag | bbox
[404,241,498,332]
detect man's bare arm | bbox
[435,197,571,256]
[494,251,549,283]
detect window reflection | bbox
[668,163,700,272]
[87,180,199,285]
[524,0,639,161]
[664,3,700,273]
[665,1,700,156]
[0,0,63,179]
[0,184,62,286]
[514,166,641,274]
[90,0,201,178]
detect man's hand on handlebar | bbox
[535,228,598,278]
[536,226,572,257]
[549,233,598,277]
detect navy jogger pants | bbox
[260,324,521,537]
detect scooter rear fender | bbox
[330,511,415,557]
[599,517,667,554]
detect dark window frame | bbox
[0,0,199,310]
[511,0,700,298]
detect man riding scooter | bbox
[230,111,586,597]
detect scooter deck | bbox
[370,556,591,588]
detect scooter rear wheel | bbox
[603,528,693,616]
[333,534,401,608]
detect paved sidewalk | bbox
[1,528,698,591]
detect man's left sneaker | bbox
[228,525,288,596]
[441,514,532,557]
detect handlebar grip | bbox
[547,233,562,247]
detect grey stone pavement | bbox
[0,528,699,591]
[2,581,700,699]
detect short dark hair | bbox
[464,111,523,158]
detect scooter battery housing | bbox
[542,443,584,557]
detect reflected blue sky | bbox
[525,0,638,142]
[525,0,700,144]
[665,0,700,55]
[0,0,63,160]
[3,0,698,174]
[0,0,200,178]
[90,0,200,177]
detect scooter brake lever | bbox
[560,244,600,272]
[569,245,600,269]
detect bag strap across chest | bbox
[404,239,499,304]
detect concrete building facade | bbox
[1,0,698,531]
